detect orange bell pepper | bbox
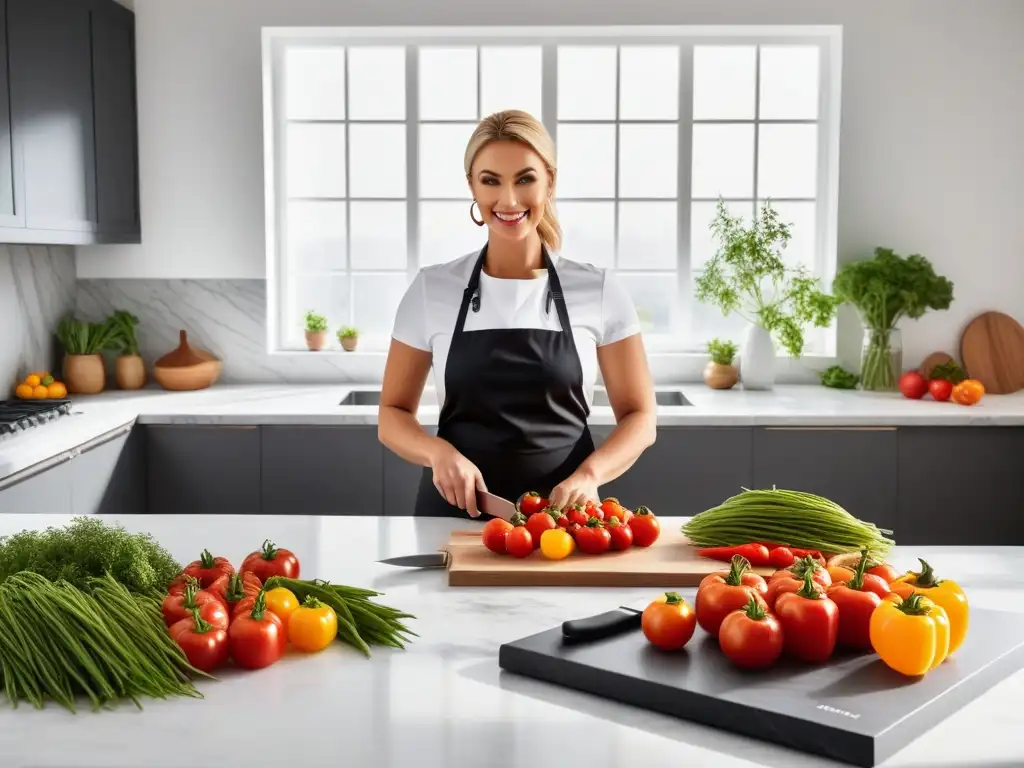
[892,558,969,654]
[869,593,950,676]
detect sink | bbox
[341,388,691,407]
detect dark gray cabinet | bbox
[146,425,261,515]
[591,426,753,517]
[897,427,1024,546]
[752,427,898,533]
[261,426,383,515]
[383,426,436,515]
[70,425,146,515]
[0,0,140,245]
[0,456,74,515]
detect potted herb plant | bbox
[694,199,840,390]
[703,338,739,390]
[832,247,954,392]
[304,310,329,351]
[56,315,120,394]
[337,326,359,352]
[110,310,146,390]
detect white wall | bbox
[76,0,1024,368]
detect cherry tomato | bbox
[642,592,697,651]
[482,518,513,554]
[928,378,953,401]
[539,528,575,560]
[229,592,287,669]
[951,378,984,406]
[505,526,534,558]
[718,594,784,669]
[899,370,928,400]
[169,608,230,672]
[161,585,224,628]
[775,572,840,663]
[768,546,796,569]
[565,507,589,527]
[525,511,558,548]
[288,596,338,652]
[827,566,856,584]
[696,555,768,637]
[517,491,547,517]
[627,506,660,547]
[574,518,612,554]
[264,587,300,632]
[606,516,634,550]
[599,497,630,524]
[182,549,235,589]
[241,539,300,583]
[867,562,901,583]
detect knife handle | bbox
[561,608,642,641]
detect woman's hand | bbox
[429,439,487,517]
[547,469,600,511]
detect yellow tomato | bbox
[263,587,300,630]
[870,593,950,676]
[289,596,338,652]
[540,528,575,560]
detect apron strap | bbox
[543,248,573,336]
[453,245,488,336]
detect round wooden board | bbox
[917,351,955,378]
[959,311,1024,394]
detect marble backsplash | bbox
[75,279,384,383]
[0,245,77,390]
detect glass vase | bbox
[860,327,902,391]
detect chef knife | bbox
[477,490,517,521]
[377,552,448,568]
[561,600,648,642]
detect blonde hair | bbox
[464,109,562,253]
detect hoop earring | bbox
[469,200,485,226]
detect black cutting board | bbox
[498,607,1024,767]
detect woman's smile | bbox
[494,210,528,226]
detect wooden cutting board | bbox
[917,351,955,378]
[959,311,1024,394]
[442,529,775,587]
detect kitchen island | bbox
[0,513,1020,768]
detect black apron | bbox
[414,244,594,517]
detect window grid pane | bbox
[272,34,833,355]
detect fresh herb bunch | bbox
[707,338,738,366]
[930,360,966,384]
[819,365,859,389]
[695,199,840,358]
[56,315,122,355]
[109,309,142,356]
[304,310,328,333]
[0,517,181,598]
[337,325,358,340]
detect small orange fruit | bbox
[32,385,49,399]
[24,374,40,387]
[951,378,985,406]
[15,383,33,399]
[47,381,67,399]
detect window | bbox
[263,26,842,355]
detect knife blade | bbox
[477,490,517,521]
[377,552,448,568]
[561,603,645,642]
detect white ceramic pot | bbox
[741,324,776,390]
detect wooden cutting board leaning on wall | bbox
[442,528,774,587]
[959,311,1024,394]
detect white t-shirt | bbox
[391,250,642,407]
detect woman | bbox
[379,109,656,518]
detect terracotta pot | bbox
[115,354,147,390]
[305,330,328,351]
[152,330,222,391]
[703,361,739,390]
[64,354,106,394]
[341,336,358,352]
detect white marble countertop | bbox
[0,514,1020,768]
[3,382,1024,483]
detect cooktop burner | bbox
[0,399,73,438]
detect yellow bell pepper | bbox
[893,558,969,654]
[870,593,950,676]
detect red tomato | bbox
[641,592,697,651]
[525,511,558,548]
[718,594,785,669]
[868,562,901,583]
[517,491,547,517]
[228,593,286,669]
[213,570,262,613]
[899,370,929,400]
[167,574,201,597]
[765,574,824,609]
[575,518,612,554]
[928,378,953,401]
[182,549,235,589]
[696,556,769,636]
[161,586,224,627]
[241,539,300,583]
[769,556,832,588]
[627,506,660,547]
[606,516,634,550]
[599,497,630,523]
[565,507,589,527]
[826,580,884,650]
[505,526,534,558]
[775,573,840,663]
[768,547,796,569]
[169,610,231,672]
[482,518,514,554]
